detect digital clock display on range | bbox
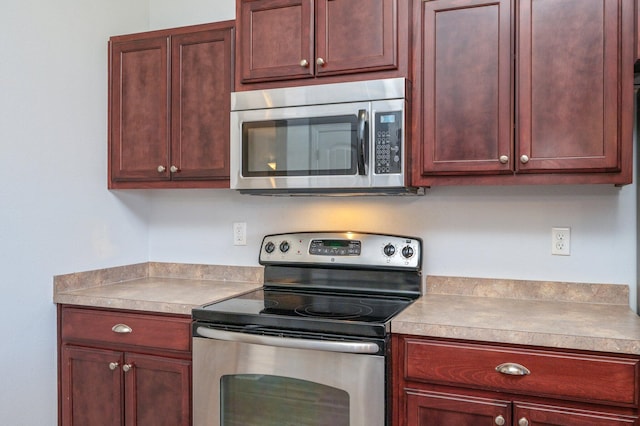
[309,239,361,256]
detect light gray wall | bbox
[0,0,152,423]
[147,185,636,299]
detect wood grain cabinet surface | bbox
[411,0,635,186]
[636,0,639,67]
[58,306,192,426]
[235,0,409,89]
[108,21,234,189]
[393,335,640,426]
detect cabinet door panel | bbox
[124,353,191,426]
[315,0,397,75]
[61,346,123,426]
[415,0,512,176]
[171,28,233,180]
[406,389,511,426]
[515,402,639,425]
[239,0,314,82]
[110,36,170,182]
[517,0,627,173]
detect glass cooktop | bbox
[192,288,415,338]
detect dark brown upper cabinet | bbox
[109,22,234,189]
[411,0,634,187]
[235,0,409,89]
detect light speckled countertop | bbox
[54,264,640,355]
[53,262,263,315]
[391,276,640,355]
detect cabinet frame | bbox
[235,0,409,90]
[108,21,235,189]
[393,334,640,426]
[57,305,192,426]
[410,0,635,186]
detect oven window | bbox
[221,374,349,426]
[242,115,358,177]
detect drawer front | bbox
[61,307,191,352]
[404,338,639,407]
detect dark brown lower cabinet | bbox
[394,335,640,426]
[58,306,191,426]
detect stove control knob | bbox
[401,246,415,259]
[279,241,290,253]
[264,241,276,254]
[383,243,396,257]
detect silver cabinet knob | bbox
[520,155,530,164]
[157,165,166,173]
[499,155,509,164]
[111,323,133,334]
[316,57,326,66]
[122,364,133,372]
[300,59,309,67]
[108,362,119,371]
[170,165,178,173]
[495,415,506,426]
[518,418,529,426]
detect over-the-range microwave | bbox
[230,78,423,195]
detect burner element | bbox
[295,302,374,319]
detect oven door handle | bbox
[196,326,380,354]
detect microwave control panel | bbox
[374,111,402,174]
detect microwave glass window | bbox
[242,115,358,176]
[221,374,349,426]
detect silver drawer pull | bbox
[111,323,133,334]
[495,362,530,376]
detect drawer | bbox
[61,307,191,352]
[403,338,639,407]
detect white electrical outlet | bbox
[551,227,570,256]
[233,222,247,246]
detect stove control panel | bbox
[259,232,421,270]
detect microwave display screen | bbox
[242,115,358,177]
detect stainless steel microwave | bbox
[230,78,422,195]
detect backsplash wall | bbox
[146,183,637,309]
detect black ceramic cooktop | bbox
[192,288,415,338]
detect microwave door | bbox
[231,103,373,191]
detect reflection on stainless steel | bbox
[193,337,384,425]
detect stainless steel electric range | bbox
[192,231,422,426]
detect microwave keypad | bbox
[375,111,402,174]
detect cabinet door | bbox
[61,345,123,426]
[514,402,639,425]
[406,389,511,426]
[238,0,314,82]
[124,353,191,426]
[110,36,171,182]
[315,0,397,76]
[517,0,632,174]
[413,0,513,179]
[171,28,233,181]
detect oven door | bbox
[230,102,372,191]
[193,330,386,426]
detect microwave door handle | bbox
[357,109,368,175]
